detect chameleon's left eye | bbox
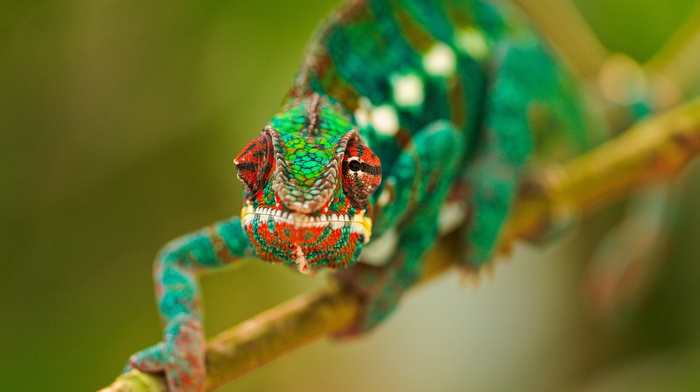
[341,139,382,208]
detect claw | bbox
[125,342,166,373]
[126,317,206,392]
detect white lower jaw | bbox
[241,205,372,243]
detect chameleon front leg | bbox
[124,217,252,392]
[334,120,465,336]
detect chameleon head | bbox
[234,96,382,274]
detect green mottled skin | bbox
[126,0,616,390]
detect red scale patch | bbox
[234,134,275,199]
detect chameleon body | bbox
[125,0,612,390]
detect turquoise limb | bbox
[462,43,542,267]
[334,121,465,336]
[372,120,466,236]
[124,217,252,392]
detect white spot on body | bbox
[353,96,373,129]
[354,96,399,136]
[377,189,391,207]
[391,73,424,107]
[361,228,399,267]
[456,27,489,60]
[358,96,372,108]
[370,105,400,136]
[354,108,370,129]
[438,202,467,235]
[423,43,457,76]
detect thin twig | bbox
[646,3,700,98]
[511,0,609,78]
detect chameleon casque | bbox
[125,0,626,390]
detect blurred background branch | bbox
[512,0,609,78]
[647,2,700,94]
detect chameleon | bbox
[124,0,634,390]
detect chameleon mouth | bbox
[240,205,372,243]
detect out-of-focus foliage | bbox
[1,1,699,391]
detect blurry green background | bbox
[2,0,700,391]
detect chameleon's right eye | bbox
[341,138,382,208]
[234,133,274,199]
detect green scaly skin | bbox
[125,0,612,390]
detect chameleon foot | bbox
[332,262,409,338]
[125,315,206,392]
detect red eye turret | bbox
[234,133,274,199]
[341,139,382,208]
